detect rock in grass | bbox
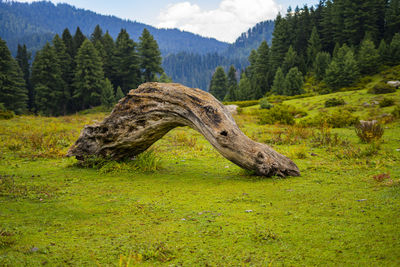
[68,83,300,177]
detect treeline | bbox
[0,25,168,116]
[209,0,400,101]
[162,52,246,90]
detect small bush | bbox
[0,103,15,120]
[368,82,396,94]
[379,98,395,107]
[301,110,358,128]
[259,98,273,109]
[324,98,345,107]
[258,105,295,125]
[392,105,400,118]
[355,121,384,143]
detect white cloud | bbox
[157,0,281,43]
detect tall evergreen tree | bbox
[62,28,74,59]
[209,66,227,101]
[385,0,400,41]
[16,44,33,110]
[282,46,299,74]
[73,27,86,58]
[313,51,331,81]
[358,36,380,74]
[224,65,238,101]
[237,73,252,101]
[378,39,390,65]
[390,33,400,65]
[102,31,115,82]
[73,39,104,110]
[284,67,304,96]
[90,25,103,42]
[0,38,27,114]
[101,78,115,108]
[253,41,270,98]
[138,28,163,82]
[324,44,359,90]
[271,67,285,95]
[113,29,141,93]
[31,43,64,116]
[270,13,291,73]
[52,34,73,114]
[307,26,322,67]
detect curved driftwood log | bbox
[67,83,300,177]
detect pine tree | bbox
[224,65,238,101]
[284,67,304,96]
[138,28,163,82]
[324,44,359,90]
[209,66,227,101]
[282,46,298,74]
[390,33,400,65]
[31,43,64,116]
[73,39,104,110]
[270,13,291,73]
[102,31,115,82]
[358,36,380,74]
[73,27,86,58]
[313,52,331,81]
[90,25,103,42]
[52,34,72,114]
[159,72,173,83]
[237,73,252,101]
[0,38,28,114]
[16,44,33,111]
[253,41,270,98]
[101,78,115,108]
[271,67,285,95]
[113,29,141,93]
[385,0,400,41]
[307,26,322,67]
[378,39,390,65]
[115,86,124,101]
[62,28,74,58]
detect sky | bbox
[13,0,320,43]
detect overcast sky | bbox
[13,0,320,43]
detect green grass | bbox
[1,89,400,265]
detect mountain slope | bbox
[0,0,228,55]
[224,20,275,59]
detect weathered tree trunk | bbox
[67,83,300,177]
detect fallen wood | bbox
[67,83,300,177]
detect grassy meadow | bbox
[1,81,400,265]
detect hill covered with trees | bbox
[209,0,400,101]
[0,25,169,116]
[0,0,228,56]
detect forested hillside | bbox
[163,20,275,90]
[0,0,228,56]
[209,0,400,102]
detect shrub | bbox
[368,82,396,94]
[258,105,295,125]
[259,98,273,109]
[355,120,384,143]
[392,105,400,118]
[301,110,358,128]
[324,98,345,107]
[0,103,14,120]
[379,98,395,107]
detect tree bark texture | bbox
[67,82,300,177]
